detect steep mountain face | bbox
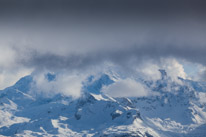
[0,71,206,137]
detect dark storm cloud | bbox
[19,42,206,71]
[1,0,206,21]
[0,0,206,71]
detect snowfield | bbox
[0,70,206,137]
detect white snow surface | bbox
[0,71,206,137]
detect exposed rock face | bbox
[0,72,205,137]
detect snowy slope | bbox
[0,71,206,137]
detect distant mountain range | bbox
[0,70,205,137]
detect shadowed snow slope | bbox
[0,71,206,137]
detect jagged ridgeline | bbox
[0,70,206,137]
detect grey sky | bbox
[0,0,206,75]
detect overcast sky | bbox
[0,0,206,90]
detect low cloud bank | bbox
[0,0,206,89]
[101,78,157,98]
[30,71,88,99]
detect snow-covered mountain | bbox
[0,70,206,137]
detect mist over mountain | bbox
[0,69,206,136]
[1,0,206,136]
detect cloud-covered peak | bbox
[0,0,206,90]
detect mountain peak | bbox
[83,74,114,94]
[159,69,167,80]
[0,72,206,136]
[12,75,33,93]
[45,73,56,82]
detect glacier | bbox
[0,70,206,137]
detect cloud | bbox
[196,65,206,82]
[0,68,33,90]
[0,0,206,90]
[101,78,156,98]
[135,61,162,81]
[0,0,206,68]
[133,58,187,82]
[1,5,206,72]
[0,46,33,90]
[0,46,16,69]
[160,58,187,81]
[31,71,88,98]
[2,23,205,73]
